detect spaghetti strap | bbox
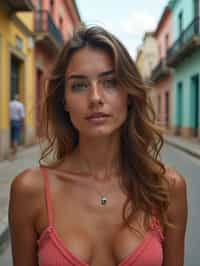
[149,211,164,241]
[40,167,53,226]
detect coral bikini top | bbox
[37,167,164,266]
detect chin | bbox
[82,126,121,138]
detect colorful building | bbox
[167,0,200,138]
[151,5,173,129]
[0,1,35,159]
[33,0,81,137]
[135,46,145,79]
[135,32,159,115]
[136,32,159,84]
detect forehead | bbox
[66,47,114,77]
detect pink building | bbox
[33,0,81,137]
[151,6,172,129]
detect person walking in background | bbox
[9,94,25,160]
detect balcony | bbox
[151,58,170,82]
[4,0,34,12]
[35,10,64,53]
[167,17,200,67]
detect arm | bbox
[9,169,40,266]
[162,169,188,266]
[19,103,25,126]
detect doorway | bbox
[10,54,24,145]
[36,68,43,137]
[191,74,199,137]
[176,82,183,135]
[10,55,21,100]
[193,0,199,33]
[165,91,169,128]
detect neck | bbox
[76,134,121,181]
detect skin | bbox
[9,47,187,266]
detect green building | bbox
[167,0,200,138]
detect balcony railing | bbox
[6,0,34,11]
[35,10,64,48]
[167,16,200,63]
[151,58,170,82]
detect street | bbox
[161,143,200,265]
[0,142,199,265]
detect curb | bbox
[164,138,200,159]
[0,224,9,251]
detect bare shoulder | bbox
[164,166,187,224]
[10,167,44,202]
[161,168,187,265]
[9,167,44,266]
[164,166,186,194]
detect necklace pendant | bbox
[101,196,107,205]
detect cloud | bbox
[117,10,157,59]
[83,10,157,60]
[120,10,157,37]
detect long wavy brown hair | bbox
[39,25,170,230]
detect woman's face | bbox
[64,47,129,138]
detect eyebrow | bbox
[66,70,115,81]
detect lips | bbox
[86,112,110,120]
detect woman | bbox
[9,25,187,266]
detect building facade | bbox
[136,32,159,83]
[0,1,35,159]
[167,0,200,138]
[33,0,81,137]
[135,32,159,117]
[151,5,173,129]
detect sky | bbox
[76,0,168,59]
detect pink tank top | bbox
[37,167,164,266]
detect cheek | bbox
[111,96,128,124]
[65,92,82,113]
[65,95,86,126]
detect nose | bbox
[88,81,103,106]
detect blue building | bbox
[167,0,200,138]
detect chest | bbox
[37,177,162,266]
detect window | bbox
[193,0,199,18]
[193,0,199,33]
[158,95,161,115]
[165,34,169,56]
[158,45,162,58]
[15,36,22,50]
[36,0,41,10]
[50,0,54,14]
[165,91,169,126]
[59,16,63,33]
[178,11,183,35]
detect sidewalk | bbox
[164,134,200,159]
[0,145,40,247]
[0,135,200,247]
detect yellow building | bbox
[0,1,35,159]
[135,46,145,79]
[136,32,159,83]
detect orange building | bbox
[151,5,173,129]
[33,0,81,137]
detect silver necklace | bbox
[91,178,109,206]
[78,152,114,206]
[100,196,107,205]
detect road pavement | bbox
[161,143,200,265]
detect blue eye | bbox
[102,78,118,89]
[71,83,88,91]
